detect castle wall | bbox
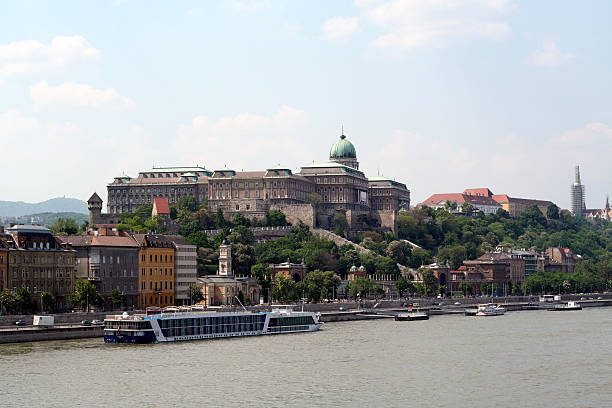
[270,203,315,228]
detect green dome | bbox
[330,134,356,159]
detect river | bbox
[1,307,611,407]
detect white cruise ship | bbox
[103,306,322,344]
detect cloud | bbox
[177,105,312,170]
[327,0,514,49]
[528,39,574,67]
[30,81,135,111]
[367,122,611,209]
[231,0,271,13]
[322,17,361,41]
[0,35,101,82]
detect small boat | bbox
[550,301,582,311]
[395,310,429,321]
[475,303,506,316]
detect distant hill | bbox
[0,197,88,217]
[31,212,89,227]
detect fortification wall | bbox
[271,203,315,228]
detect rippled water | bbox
[1,308,611,407]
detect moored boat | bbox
[103,306,321,344]
[550,301,582,311]
[474,303,506,316]
[395,310,429,321]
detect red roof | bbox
[153,198,170,214]
[463,188,493,197]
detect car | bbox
[339,306,346,311]
[454,301,461,305]
[91,319,103,325]
[580,297,586,300]
[15,320,26,326]
[81,320,92,326]
[597,297,603,300]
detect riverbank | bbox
[1,294,611,343]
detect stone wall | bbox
[271,203,315,228]
[371,210,398,233]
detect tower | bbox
[570,166,585,216]
[87,192,103,225]
[218,238,232,276]
[329,133,359,169]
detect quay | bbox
[1,296,611,344]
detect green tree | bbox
[251,263,272,302]
[267,210,287,227]
[458,280,472,295]
[176,209,195,225]
[186,231,211,249]
[110,289,125,310]
[177,196,198,212]
[272,274,297,303]
[16,288,34,312]
[333,212,349,237]
[232,213,251,227]
[546,203,560,220]
[227,225,255,246]
[461,202,474,214]
[0,289,19,314]
[50,217,80,235]
[346,277,375,298]
[187,285,204,304]
[386,240,412,265]
[69,280,103,310]
[395,276,414,297]
[40,291,56,312]
[420,267,438,297]
[301,270,341,302]
[216,208,227,229]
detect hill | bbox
[0,197,88,217]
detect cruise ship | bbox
[103,306,322,344]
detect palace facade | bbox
[93,133,411,232]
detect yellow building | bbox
[134,234,175,308]
[492,194,553,217]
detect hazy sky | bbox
[1,0,610,210]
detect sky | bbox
[0,0,610,210]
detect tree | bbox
[50,218,80,235]
[40,291,56,312]
[216,208,227,229]
[177,196,198,212]
[69,280,103,310]
[546,203,560,220]
[16,288,34,312]
[346,277,374,298]
[251,263,272,302]
[232,213,251,227]
[267,210,287,227]
[0,289,19,314]
[110,289,125,310]
[461,202,474,214]
[333,212,349,237]
[395,276,414,297]
[186,231,211,249]
[386,240,412,265]
[420,267,438,297]
[272,274,297,303]
[176,209,195,225]
[187,285,204,304]
[227,225,255,246]
[458,280,472,296]
[301,270,341,302]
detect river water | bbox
[1,308,611,408]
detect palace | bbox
[93,133,411,232]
